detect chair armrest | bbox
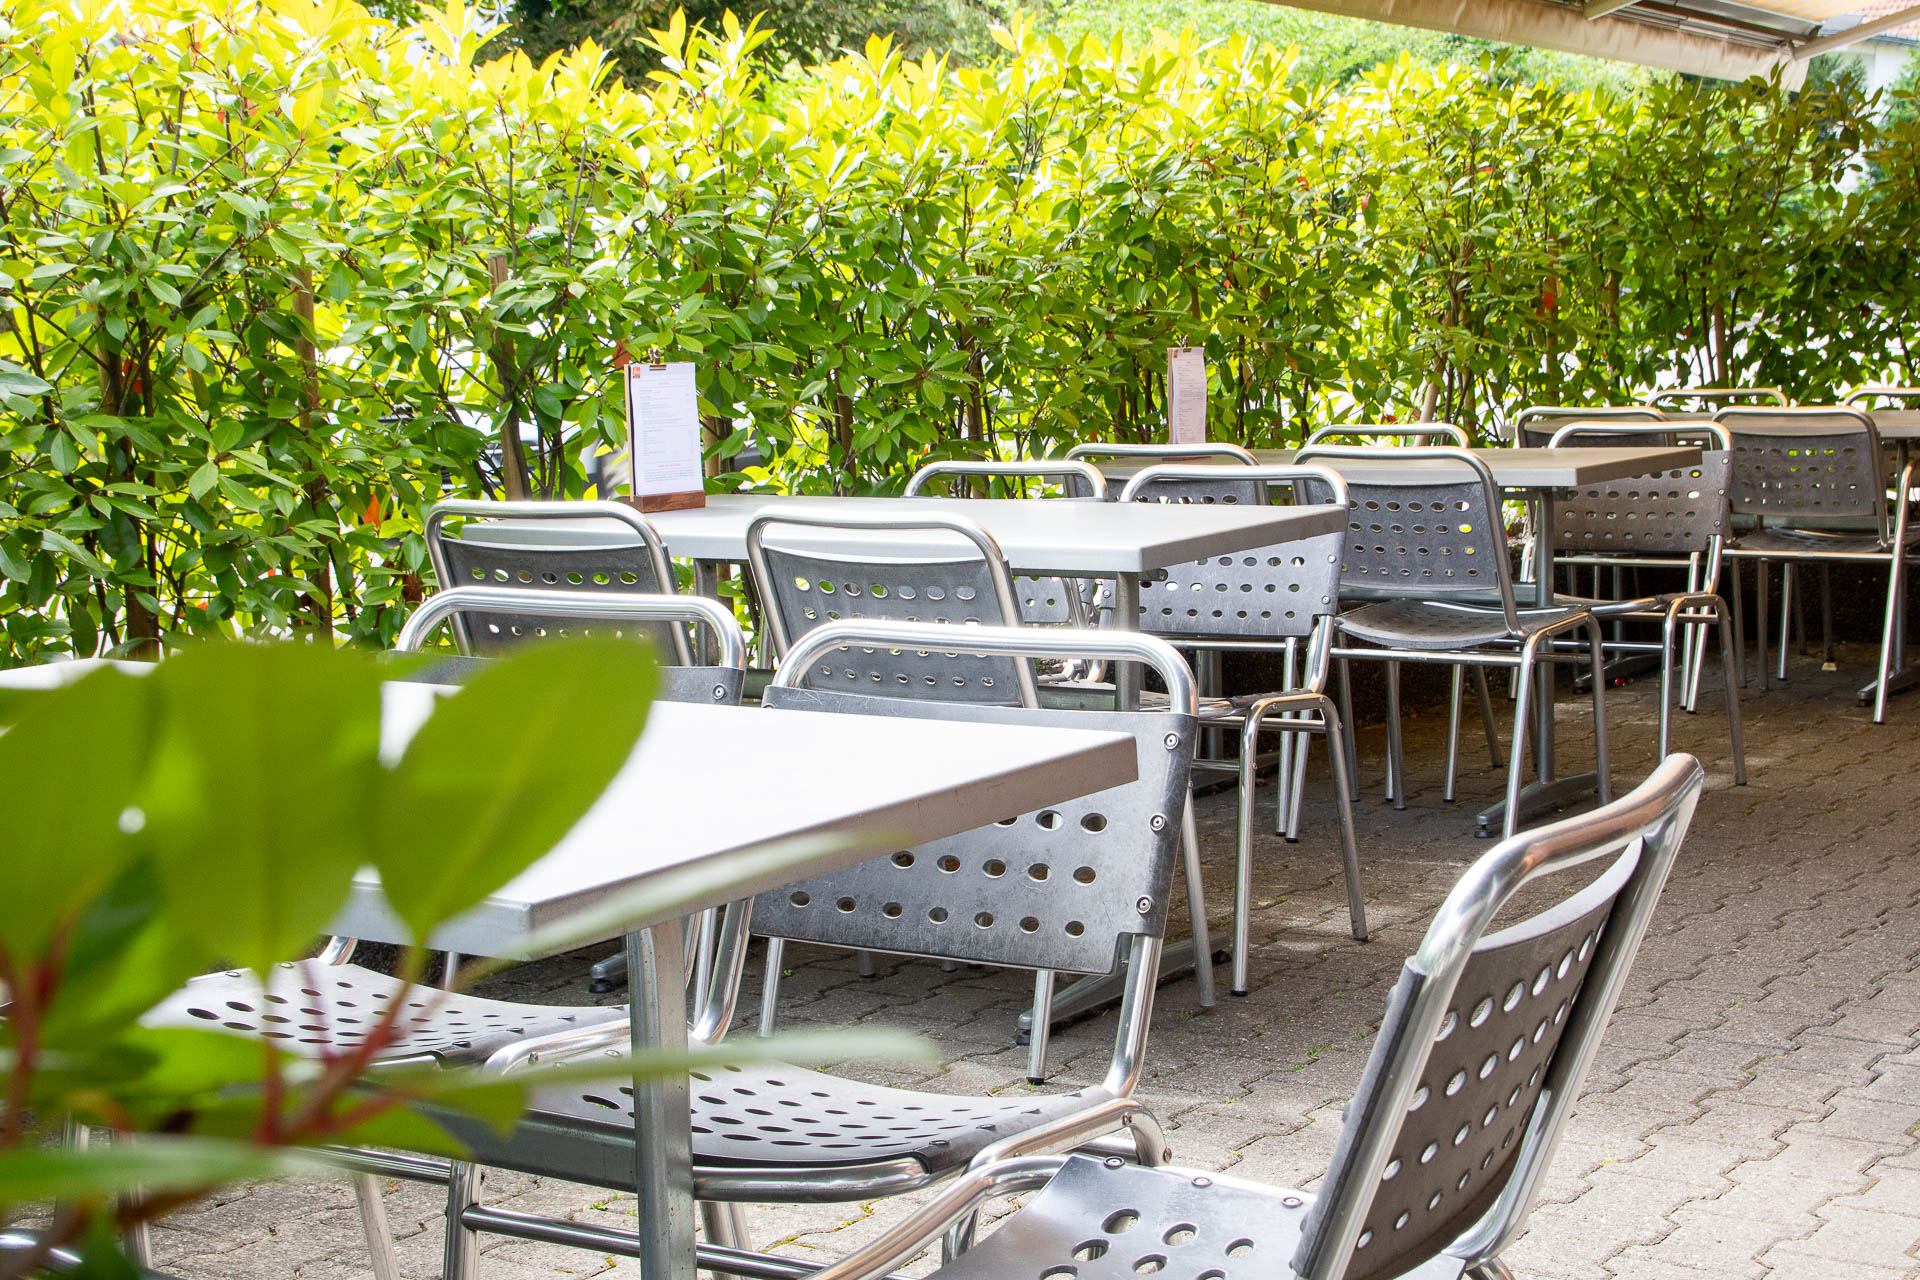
[800,1157,1067,1280]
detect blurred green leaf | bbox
[140,644,386,973]
[371,636,659,942]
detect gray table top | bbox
[1092,445,1702,490]
[336,686,1138,957]
[465,493,1349,577]
[0,661,1136,961]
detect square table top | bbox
[464,492,1350,577]
[1090,445,1702,491]
[0,661,1137,961]
[335,687,1139,957]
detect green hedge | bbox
[2,0,1917,661]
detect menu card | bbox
[625,361,706,512]
[1167,346,1207,445]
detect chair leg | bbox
[1473,666,1503,767]
[1283,721,1310,841]
[1336,659,1359,788]
[757,938,786,1036]
[1233,718,1261,995]
[1756,560,1771,692]
[1729,560,1747,687]
[1027,969,1056,1083]
[1384,661,1406,809]
[1586,618,1612,805]
[1502,653,1537,841]
[1874,553,1906,724]
[1181,795,1216,1007]
[1467,1260,1517,1280]
[1717,604,1749,786]
[701,1201,750,1251]
[856,950,876,978]
[442,1161,483,1280]
[1320,700,1367,942]
[352,1173,402,1280]
[1821,564,1835,664]
[1444,666,1463,803]
[1658,611,1679,758]
[1776,563,1794,682]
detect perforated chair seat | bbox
[921,1155,1462,1280]
[1336,599,1590,651]
[142,964,625,1068]
[451,1061,1099,1185]
[1727,527,1920,558]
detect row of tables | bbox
[0,440,1717,1280]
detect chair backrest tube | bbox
[772,619,1198,717]
[904,459,1109,501]
[1302,424,1471,448]
[1064,442,1259,465]
[396,585,746,671]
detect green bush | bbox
[2,0,1916,663]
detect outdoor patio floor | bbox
[144,646,1920,1279]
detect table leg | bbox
[628,919,696,1280]
[1114,573,1141,711]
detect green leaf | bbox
[371,637,658,943]
[0,666,155,961]
[0,360,51,397]
[0,1137,321,1206]
[140,644,385,973]
[188,460,220,501]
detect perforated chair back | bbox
[1647,386,1789,411]
[1549,423,1732,560]
[757,622,1197,977]
[1294,445,1520,627]
[1064,442,1262,504]
[905,461,1105,628]
[905,460,1108,502]
[1511,405,1666,449]
[1303,424,1471,448]
[1715,406,1888,536]
[1118,464,1346,641]
[1290,755,1706,1280]
[1842,385,1920,409]
[425,500,688,664]
[396,586,747,706]
[746,509,1038,706]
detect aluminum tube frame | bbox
[396,585,743,671]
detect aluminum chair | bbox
[418,623,1202,1278]
[779,754,1706,1280]
[1507,405,1666,448]
[746,508,1040,706]
[906,460,1109,679]
[424,499,693,665]
[1532,424,1746,780]
[1065,442,1259,471]
[1843,385,1920,410]
[138,588,753,1280]
[1295,445,1611,839]
[1117,463,1365,986]
[1715,406,1920,721]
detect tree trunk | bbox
[292,269,333,640]
[488,254,533,501]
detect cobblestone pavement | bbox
[145,647,1920,1279]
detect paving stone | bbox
[140,664,1920,1280]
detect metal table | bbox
[462,492,1348,711]
[1084,445,1703,833]
[6,662,1137,1280]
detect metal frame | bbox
[1116,463,1365,978]
[1064,442,1259,469]
[413,623,1200,1277]
[1842,385,1920,408]
[771,755,1707,1280]
[1302,423,1471,448]
[745,508,1042,708]
[1510,404,1666,448]
[905,459,1109,502]
[1714,405,1918,721]
[423,499,691,665]
[1645,387,1789,409]
[1297,445,1611,839]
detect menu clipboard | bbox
[1167,346,1207,446]
[623,359,706,512]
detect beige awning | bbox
[1256,0,1920,82]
